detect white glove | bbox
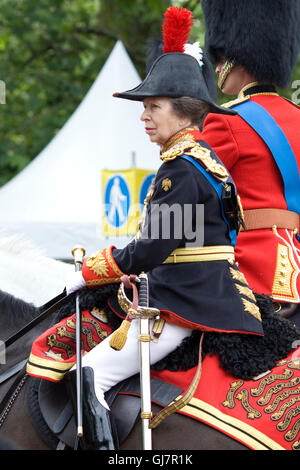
[65,270,86,295]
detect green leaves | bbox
[0,0,104,186]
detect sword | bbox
[109,272,159,449]
[71,245,86,439]
[138,272,153,450]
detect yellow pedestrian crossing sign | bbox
[102,168,156,236]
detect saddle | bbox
[29,373,184,449]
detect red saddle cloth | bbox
[151,348,300,451]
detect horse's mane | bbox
[0,230,64,265]
[0,289,38,325]
[0,230,72,305]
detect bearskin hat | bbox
[201,0,300,88]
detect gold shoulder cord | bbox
[222,95,250,108]
[160,134,229,183]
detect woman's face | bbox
[141,97,191,147]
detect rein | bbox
[0,366,28,428]
[0,359,28,385]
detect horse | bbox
[0,234,300,451]
[1,285,300,451]
[0,288,249,451]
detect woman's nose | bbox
[140,109,148,121]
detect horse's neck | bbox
[0,289,56,376]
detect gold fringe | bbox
[109,307,138,351]
[109,319,132,351]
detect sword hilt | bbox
[138,273,149,308]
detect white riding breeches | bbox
[72,320,192,410]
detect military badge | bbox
[162,178,172,191]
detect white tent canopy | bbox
[0,41,159,259]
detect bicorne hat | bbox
[145,37,219,104]
[114,6,236,116]
[201,0,300,88]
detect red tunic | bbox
[200,86,300,302]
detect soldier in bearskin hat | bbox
[200,0,300,324]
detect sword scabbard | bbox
[138,272,153,450]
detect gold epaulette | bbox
[222,95,250,109]
[160,138,196,162]
[161,139,229,182]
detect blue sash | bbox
[232,100,300,215]
[180,154,237,246]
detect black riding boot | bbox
[67,367,115,450]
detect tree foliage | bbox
[0,0,299,187]
[0,0,169,186]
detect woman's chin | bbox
[148,135,158,144]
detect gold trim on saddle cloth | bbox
[163,245,235,264]
[180,397,285,450]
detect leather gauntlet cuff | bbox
[82,246,124,286]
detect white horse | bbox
[0,231,72,306]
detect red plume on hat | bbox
[162,6,194,54]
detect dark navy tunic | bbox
[110,131,263,336]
